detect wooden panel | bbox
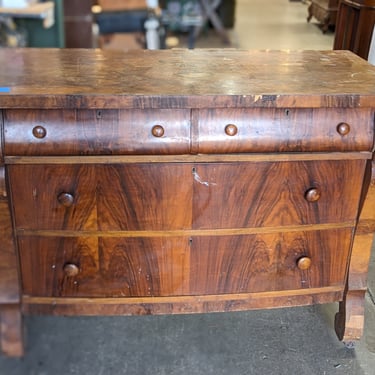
[0,49,375,109]
[195,108,374,153]
[192,160,366,228]
[0,167,20,304]
[19,236,191,297]
[189,229,352,294]
[8,164,193,230]
[4,109,191,155]
[18,229,351,297]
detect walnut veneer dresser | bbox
[1,49,375,356]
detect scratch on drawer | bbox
[192,167,217,187]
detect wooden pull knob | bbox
[63,263,79,277]
[337,122,350,136]
[297,256,312,271]
[305,188,321,202]
[151,125,165,137]
[32,125,47,139]
[225,124,238,136]
[57,192,74,207]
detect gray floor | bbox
[2,0,375,374]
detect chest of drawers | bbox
[0,49,375,356]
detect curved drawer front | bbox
[192,159,366,228]
[8,160,365,231]
[4,109,191,155]
[8,164,193,231]
[18,229,351,297]
[196,108,374,153]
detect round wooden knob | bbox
[305,188,321,202]
[151,125,165,137]
[63,263,79,277]
[32,125,47,139]
[337,122,350,136]
[57,192,74,207]
[225,124,238,136]
[297,256,312,271]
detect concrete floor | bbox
[2,1,375,374]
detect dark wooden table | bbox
[0,48,375,356]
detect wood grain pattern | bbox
[18,229,352,298]
[0,49,375,109]
[8,164,193,231]
[195,108,374,153]
[8,160,365,231]
[22,287,344,316]
[4,109,191,156]
[192,160,366,228]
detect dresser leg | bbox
[335,160,375,342]
[335,290,366,342]
[0,304,24,357]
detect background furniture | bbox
[307,0,339,33]
[0,49,375,356]
[64,0,94,48]
[334,0,375,60]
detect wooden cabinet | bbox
[334,0,375,60]
[307,0,339,32]
[0,49,375,356]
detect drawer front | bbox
[8,160,365,231]
[192,159,365,228]
[196,108,374,153]
[8,164,193,231]
[19,229,351,297]
[4,109,191,155]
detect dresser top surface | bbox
[0,48,375,109]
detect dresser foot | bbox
[0,304,24,357]
[334,290,366,342]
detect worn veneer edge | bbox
[16,222,356,238]
[22,286,343,306]
[3,152,373,164]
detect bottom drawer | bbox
[19,229,352,297]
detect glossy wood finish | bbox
[334,0,375,60]
[0,49,375,356]
[1,49,375,109]
[4,109,191,155]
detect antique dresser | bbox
[0,49,375,356]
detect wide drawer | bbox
[19,229,352,297]
[8,160,366,231]
[3,109,191,155]
[195,108,374,153]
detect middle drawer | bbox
[8,160,366,231]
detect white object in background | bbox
[368,25,375,66]
[144,17,160,49]
[2,0,38,8]
[146,0,158,8]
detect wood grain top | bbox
[0,49,375,109]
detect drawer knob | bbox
[305,188,321,202]
[297,256,312,271]
[57,192,74,207]
[151,125,165,137]
[32,125,47,139]
[337,122,350,136]
[225,124,238,136]
[63,263,79,277]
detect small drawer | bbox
[18,229,351,297]
[4,109,191,155]
[195,108,374,153]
